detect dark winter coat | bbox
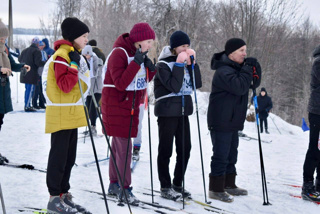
[154,46,202,117]
[101,33,156,138]
[42,38,55,57]
[92,46,106,63]
[257,91,273,118]
[308,46,320,115]
[18,44,45,85]
[207,52,253,131]
[0,51,24,114]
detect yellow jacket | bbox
[45,41,88,133]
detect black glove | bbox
[69,50,81,66]
[133,49,148,65]
[144,56,156,72]
[244,57,258,67]
[251,60,261,89]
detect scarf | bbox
[0,43,11,69]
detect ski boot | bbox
[316,179,320,192]
[0,153,9,165]
[301,181,320,202]
[208,175,234,203]
[108,182,121,197]
[62,192,92,214]
[172,184,191,198]
[160,187,182,201]
[47,195,80,214]
[265,129,270,134]
[119,187,139,206]
[224,173,248,196]
[132,145,140,161]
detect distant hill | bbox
[13,28,49,35]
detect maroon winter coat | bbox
[101,33,156,138]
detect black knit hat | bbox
[170,31,190,49]
[261,87,266,92]
[88,39,97,46]
[225,38,246,55]
[61,17,90,42]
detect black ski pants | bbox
[47,129,78,196]
[157,116,191,188]
[0,113,4,131]
[210,130,239,176]
[86,93,101,126]
[259,115,268,132]
[303,113,320,182]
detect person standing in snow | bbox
[301,45,320,202]
[207,38,261,203]
[154,31,202,201]
[257,87,273,134]
[101,22,157,205]
[42,38,55,58]
[81,45,103,136]
[44,17,91,213]
[0,19,30,132]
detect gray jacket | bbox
[89,53,103,95]
[308,46,320,115]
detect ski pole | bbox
[190,56,211,204]
[146,68,154,204]
[252,89,271,205]
[182,64,186,210]
[78,79,111,213]
[0,183,6,214]
[86,80,133,212]
[270,115,281,135]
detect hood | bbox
[53,40,73,51]
[313,45,320,58]
[158,46,175,61]
[113,33,136,56]
[42,38,50,48]
[260,87,268,96]
[211,51,241,70]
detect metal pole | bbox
[8,0,13,48]
[0,183,7,214]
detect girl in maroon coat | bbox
[101,22,156,205]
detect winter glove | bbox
[133,49,148,65]
[69,50,81,66]
[144,56,156,72]
[176,52,188,63]
[251,60,262,89]
[244,57,258,67]
[186,49,196,65]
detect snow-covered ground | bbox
[0,76,318,213]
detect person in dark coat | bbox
[0,19,30,131]
[301,45,320,202]
[18,37,45,112]
[207,38,260,203]
[88,39,106,63]
[154,31,202,200]
[42,38,55,58]
[257,87,273,134]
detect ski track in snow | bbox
[0,76,318,213]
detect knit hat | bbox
[82,45,93,56]
[225,38,246,55]
[0,19,9,38]
[88,39,97,46]
[32,37,40,44]
[61,17,90,42]
[129,22,155,43]
[261,87,266,92]
[170,31,190,49]
[39,40,44,46]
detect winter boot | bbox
[90,126,97,136]
[208,175,234,203]
[160,187,182,201]
[301,181,320,202]
[132,145,140,161]
[265,129,270,134]
[172,184,191,198]
[118,187,139,206]
[62,192,92,214]
[108,182,121,197]
[316,179,320,192]
[0,153,9,165]
[47,195,80,214]
[225,173,248,196]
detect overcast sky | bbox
[0,0,320,29]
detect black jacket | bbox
[308,46,320,115]
[18,44,45,85]
[154,46,202,117]
[257,91,273,118]
[207,52,253,131]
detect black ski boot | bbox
[160,187,182,201]
[315,179,320,192]
[301,181,320,202]
[172,184,191,198]
[265,129,270,134]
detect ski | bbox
[144,188,234,214]
[18,207,47,213]
[82,157,109,167]
[83,189,193,214]
[0,162,46,173]
[290,194,320,205]
[239,135,272,143]
[78,134,104,139]
[131,159,138,172]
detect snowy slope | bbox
[0,76,318,214]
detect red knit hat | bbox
[129,22,155,43]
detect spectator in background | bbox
[42,38,55,58]
[88,39,106,63]
[32,40,47,109]
[18,37,45,112]
[256,87,273,134]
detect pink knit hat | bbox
[129,22,155,43]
